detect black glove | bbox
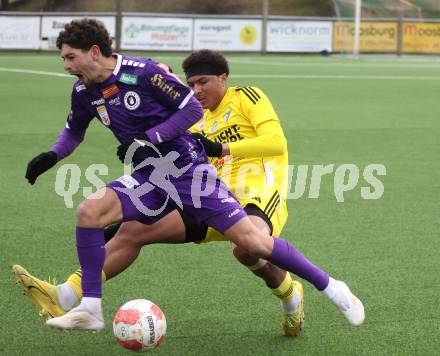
[117,136,150,164]
[25,151,58,185]
[192,133,223,158]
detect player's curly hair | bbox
[56,18,113,57]
[182,49,229,76]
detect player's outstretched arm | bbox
[25,151,58,185]
[25,127,85,185]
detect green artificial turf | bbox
[0,52,439,355]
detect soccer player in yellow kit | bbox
[190,83,288,244]
[13,50,364,334]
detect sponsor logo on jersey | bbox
[124,91,141,111]
[213,124,244,143]
[119,73,138,85]
[75,84,86,92]
[97,105,111,126]
[108,96,121,106]
[221,197,235,203]
[150,73,181,101]
[91,98,105,106]
[101,83,120,99]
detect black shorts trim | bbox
[179,211,208,243]
[180,203,273,243]
[104,223,122,243]
[244,204,273,235]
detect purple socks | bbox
[268,238,329,291]
[76,227,105,298]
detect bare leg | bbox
[103,211,186,279]
[231,215,285,288]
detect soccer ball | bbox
[113,299,167,352]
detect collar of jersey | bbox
[208,87,234,115]
[92,53,123,90]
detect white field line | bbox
[0,67,71,77]
[153,56,440,69]
[227,58,440,69]
[229,74,440,80]
[2,54,440,68]
[0,67,439,81]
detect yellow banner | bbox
[333,22,398,52]
[403,22,440,53]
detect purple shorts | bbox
[107,163,246,234]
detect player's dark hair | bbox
[182,49,229,79]
[56,18,113,57]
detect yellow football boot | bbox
[12,264,66,319]
[282,280,304,336]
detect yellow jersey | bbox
[191,86,289,238]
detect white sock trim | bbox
[281,291,301,313]
[79,297,103,316]
[321,277,339,300]
[56,282,79,311]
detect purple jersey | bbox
[67,54,205,166]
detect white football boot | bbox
[332,280,365,326]
[46,304,104,332]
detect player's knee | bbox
[76,200,105,227]
[232,245,249,263]
[242,228,273,258]
[115,230,143,248]
[235,228,267,258]
[232,245,258,265]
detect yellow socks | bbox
[272,273,301,313]
[66,268,107,299]
[272,272,295,302]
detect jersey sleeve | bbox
[237,86,281,128]
[66,88,95,131]
[144,62,194,110]
[228,87,287,158]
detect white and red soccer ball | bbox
[113,299,167,352]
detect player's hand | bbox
[25,151,58,185]
[117,136,150,164]
[192,133,223,157]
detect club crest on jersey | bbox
[97,105,111,126]
[224,110,231,123]
[124,91,141,111]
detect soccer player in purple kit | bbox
[23,19,364,332]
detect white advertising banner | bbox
[121,17,192,51]
[0,16,40,49]
[267,21,333,52]
[194,19,262,51]
[41,16,115,48]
